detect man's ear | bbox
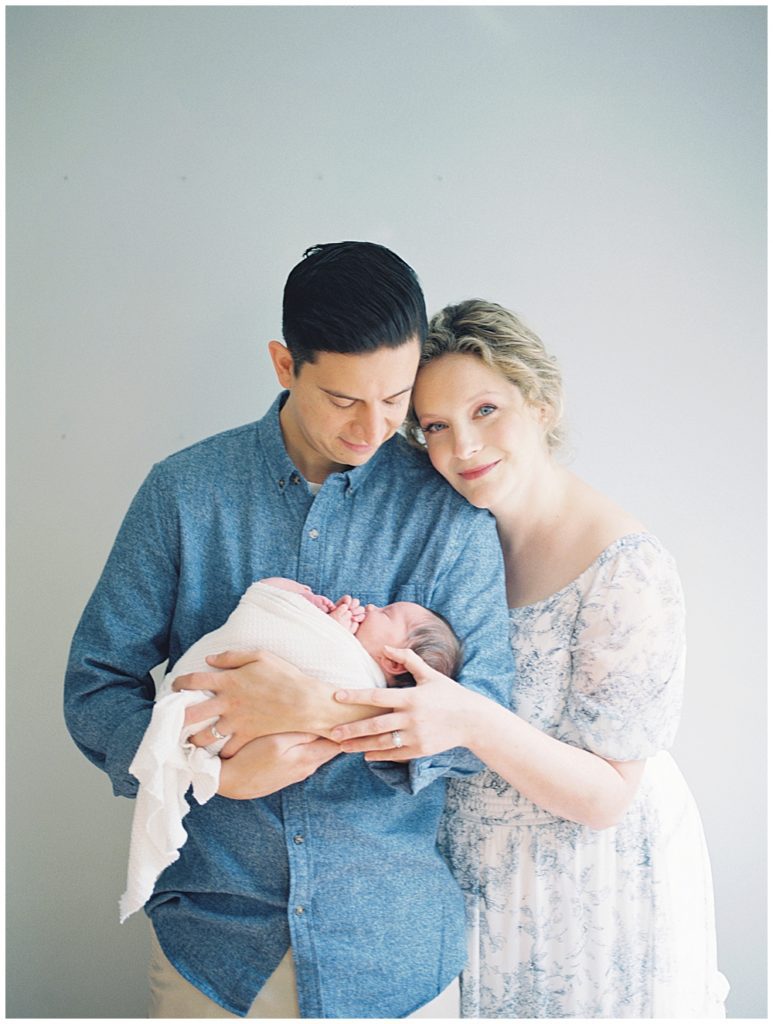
[268,340,296,389]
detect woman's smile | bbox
[457,460,501,481]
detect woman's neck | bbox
[493,459,571,562]
[492,461,588,608]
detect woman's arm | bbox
[331,646,644,830]
[173,648,386,757]
[457,689,644,829]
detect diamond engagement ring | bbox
[391,730,404,749]
[210,724,227,741]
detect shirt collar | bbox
[257,391,388,495]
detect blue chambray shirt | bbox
[64,393,514,1018]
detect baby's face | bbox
[355,602,429,660]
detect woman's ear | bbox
[531,400,555,437]
[268,340,296,389]
[530,400,549,424]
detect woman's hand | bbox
[330,645,480,761]
[173,649,329,756]
[218,732,341,799]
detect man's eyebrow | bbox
[320,385,413,401]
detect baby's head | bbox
[356,601,463,686]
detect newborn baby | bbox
[120,578,462,921]
[257,577,462,687]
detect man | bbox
[64,241,514,1018]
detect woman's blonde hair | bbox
[406,299,566,451]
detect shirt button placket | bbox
[298,486,330,591]
[282,788,321,1017]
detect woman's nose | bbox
[453,430,482,460]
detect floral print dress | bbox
[439,534,729,1018]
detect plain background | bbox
[6,5,766,1019]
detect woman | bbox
[331,300,728,1018]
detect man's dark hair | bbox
[282,241,427,371]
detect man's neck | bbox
[277,402,347,484]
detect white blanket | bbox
[120,582,386,922]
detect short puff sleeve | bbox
[562,536,685,761]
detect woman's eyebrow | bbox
[418,389,501,416]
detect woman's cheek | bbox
[428,444,454,485]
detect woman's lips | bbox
[458,461,499,481]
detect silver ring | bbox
[210,724,226,741]
[391,730,404,749]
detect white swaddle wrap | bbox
[120,582,386,922]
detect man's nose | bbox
[352,406,384,443]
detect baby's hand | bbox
[306,592,335,613]
[329,596,365,634]
[339,595,365,625]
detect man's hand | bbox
[173,649,328,756]
[218,732,341,799]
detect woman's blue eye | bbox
[477,404,496,417]
[423,422,446,434]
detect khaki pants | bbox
[148,927,460,1018]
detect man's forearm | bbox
[218,733,341,799]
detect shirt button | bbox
[293,834,304,845]
[295,905,304,915]
[290,473,301,485]
[308,529,319,539]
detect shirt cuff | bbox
[367,746,484,794]
[104,707,154,797]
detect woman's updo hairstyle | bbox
[406,299,566,452]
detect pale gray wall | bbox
[7,6,765,1018]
